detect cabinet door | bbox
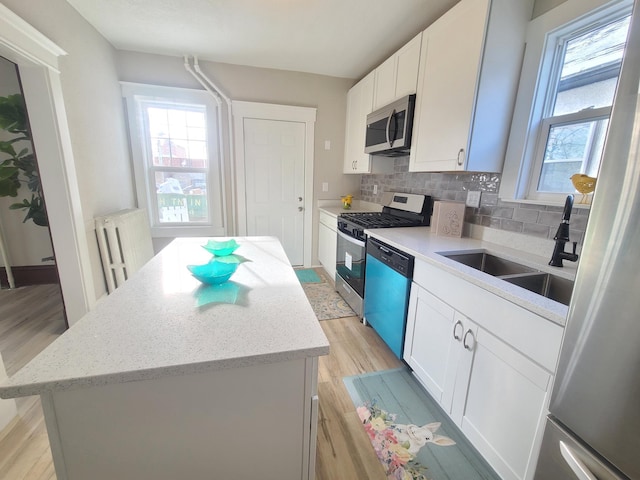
[409,0,489,172]
[373,56,396,110]
[394,33,422,99]
[404,284,461,412]
[373,33,422,110]
[343,72,374,174]
[453,325,552,480]
[318,219,337,280]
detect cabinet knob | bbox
[453,320,463,341]
[463,329,475,351]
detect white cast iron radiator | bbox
[95,209,154,293]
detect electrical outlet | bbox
[373,184,378,194]
[322,182,329,192]
[466,190,482,208]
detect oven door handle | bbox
[337,229,365,248]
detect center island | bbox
[0,236,330,480]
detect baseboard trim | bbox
[0,265,59,287]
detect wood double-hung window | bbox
[122,84,226,237]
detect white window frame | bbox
[500,0,633,206]
[528,105,611,202]
[122,83,226,238]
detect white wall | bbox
[533,0,568,17]
[0,57,54,268]
[117,51,361,264]
[1,0,137,299]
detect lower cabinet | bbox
[405,260,561,480]
[318,211,337,280]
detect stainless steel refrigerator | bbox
[534,1,640,479]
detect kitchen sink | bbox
[442,251,538,276]
[502,273,574,306]
[440,250,574,306]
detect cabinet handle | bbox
[463,329,475,351]
[453,320,463,341]
[457,148,465,166]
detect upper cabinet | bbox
[409,0,534,173]
[343,32,422,175]
[373,33,423,110]
[343,73,394,174]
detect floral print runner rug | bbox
[343,368,500,480]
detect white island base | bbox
[43,357,319,480]
[0,237,329,480]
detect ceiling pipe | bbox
[183,55,237,235]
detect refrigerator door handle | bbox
[560,441,598,480]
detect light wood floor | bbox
[0,285,402,480]
[0,284,66,480]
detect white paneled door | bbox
[243,118,306,265]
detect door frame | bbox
[0,5,95,324]
[232,101,316,267]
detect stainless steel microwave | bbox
[364,94,416,156]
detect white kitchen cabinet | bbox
[343,72,394,174]
[373,32,422,110]
[409,0,534,173]
[452,323,553,480]
[404,284,461,411]
[406,258,563,480]
[318,210,337,280]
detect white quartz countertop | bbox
[365,227,575,326]
[0,237,330,398]
[319,201,383,218]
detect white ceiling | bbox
[65,0,459,79]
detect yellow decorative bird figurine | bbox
[570,174,597,204]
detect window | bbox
[122,84,226,237]
[500,0,633,205]
[530,14,630,199]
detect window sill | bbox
[497,196,592,210]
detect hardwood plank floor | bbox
[0,285,401,480]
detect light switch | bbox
[324,140,331,150]
[373,184,378,194]
[322,182,329,192]
[466,190,482,208]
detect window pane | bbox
[155,171,208,223]
[552,15,630,116]
[538,118,608,192]
[145,104,208,168]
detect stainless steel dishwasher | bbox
[363,237,414,359]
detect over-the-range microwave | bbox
[364,94,416,157]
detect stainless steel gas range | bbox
[335,192,431,317]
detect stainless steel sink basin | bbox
[442,251,538,276]
[502,273,574,306]
[440,250,574,306]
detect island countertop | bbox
[0,236,330,398]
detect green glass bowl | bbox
[187,260,239,285]
[201,239,239,257]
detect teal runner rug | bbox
[344,368,499,480]
[295,268,323,283]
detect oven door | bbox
[335,229,366,298]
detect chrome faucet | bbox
[549,194,579,267]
